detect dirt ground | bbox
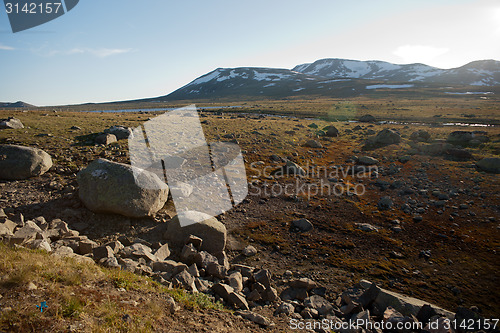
[0,100,499,331]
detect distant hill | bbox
[151,59,499,101]
[0,101,36,108]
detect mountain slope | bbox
[157,59,500,101]
[293,58,500,86]
[0,101,36,108]
[164,67,364,100]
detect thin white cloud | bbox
[0,43,15,51]
[87,48,132,58]
[393,45,449,65]
[32,46,132,57]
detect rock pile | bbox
[1,206,491,330]
[0,214,95,264]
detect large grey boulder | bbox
[410,130,431,142]
[359,114,376,122]
[104,126,133,140]
[359,280,454,318]
[0,117,24,129]
[0,145,52,180]
[476,157,500,174]
[358,156,378,165]
[77,158,169,217]
[373,129,401,145]
[95,133,117,145]
[304,140,323,148]
[164,211,226,254]
[291,218,313,232]
[363,129,401,150]
[447,131,473,146]
[324,125,339,137]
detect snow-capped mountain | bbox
[293,59,500,86]
[157,59,500,100]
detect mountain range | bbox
[158,59,500,101]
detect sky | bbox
[0,0,499,106]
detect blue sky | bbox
[0,0,499,106]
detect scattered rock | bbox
[359,115,376,122]
[364,129,401,149]
[121,243,157,262]
[324,125,339,137]
[275,302,295,316]
[378,196,393,210]
[77,158,169,218]
[104,125,133,140]
[154,243,171,261]
[228,292,249,310]
[165,296,180,314]
[476,157,500,174]
[95,133,117,145]
[78,239,97,255]
[0,117,24,129]
[359,280,454,318]
[212,282,234,302]
[272,160,306,177]
[236,310,273,327]
[373,129,401,145]
[164,212,226,255]
[447,131,473,146]
[93,246,114,261]
[303,295,334,316]
[445,148,473,160]
[29,239,51,252]
[304,140,323,148]
[0,145,53,180]
[291,218,313,232]
[410,130,431,142]
[242,245,257,257]
[172,270,197,292]
[228,271,243,292]
[355,223,379,232]
[358,156,378,165]
[289,278,317,291]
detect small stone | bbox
[378,196,393,210]
[154,243,171,261]
[27,282,37,290]
[242,245,257,257]
[228,271,243,292]
[275,302,295,316]
[185,235,203,250]
[291,218,313,232]
[93,246,114,260]
[95,133,117,145]
[165,296,180,314]
[355,223,379,232]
